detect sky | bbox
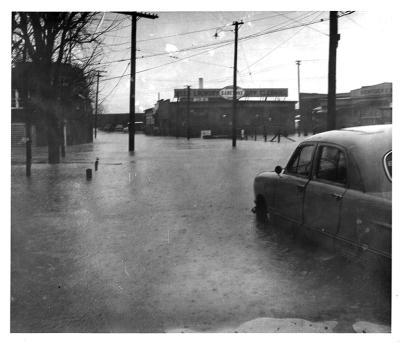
[96,10,397,114]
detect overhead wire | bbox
[100,40,232,82]
[239,11,322,42]
[242,12,323,72]
[273,11,329,36]
[138,12,318,58]
[97,11,321,66]
[136,41,233,74]
[105,12,294,43]
[99,62,131,104]
[100,12,354,88]
[239,39,254,78]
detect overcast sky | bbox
[96,10,396,114]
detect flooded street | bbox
[11,133,391,332]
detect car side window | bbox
[315,146,347,184]
[286,145,315,177]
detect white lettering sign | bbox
[219,86,245,100]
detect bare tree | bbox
[12,12,121,163]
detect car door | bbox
[303,144,347,236]
[338,150,392,259]
[273,144,316,225]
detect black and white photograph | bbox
[5,1,399,339]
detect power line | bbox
[139,12,319,58]
[110,12,292,43]
[186,59,233,69]
[274,11,329,36]
[240,11,323,42]
[340,12,363,28]
[100,41,232,83]
[100,12,353,83]
[242,12,322,71]
[100,37,234,75]
[99,62,131,105]
[97,13,322,68]
[239,40,254,81]
[137,41,233,74]
[99,12,322,64]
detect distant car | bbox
[253,125,392,264]
[123,126,129,133]
[102,123,114,132]
[114,124,124,132]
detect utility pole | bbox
[186,85,191,140]
[296,60,301,110]
[296,60,302,135]
[94,70,100,139]
[327,11,339,130]
[118,12,158,152]
[232,20,243,148]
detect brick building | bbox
[300,82,392,134]
[11,62,93,147]
[147,86,296,138]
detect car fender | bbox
[253,171,279,209]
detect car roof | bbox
[303,125,392,194]
[302,124,391,148]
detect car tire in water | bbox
[255,197,270,225]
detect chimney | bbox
[199,78,204,89]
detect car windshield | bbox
[384,151,392,181]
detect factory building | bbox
[146,80,297,138]
[300,82,392,134]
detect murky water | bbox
[11,133,390,332]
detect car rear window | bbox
[315,146,347,184]
[384,151,392,181]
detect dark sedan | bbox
[253,125,391,265]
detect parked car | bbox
[102,123,114,132]
[253,125,392,265]
[114,124,124,132]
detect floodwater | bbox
[11,132,391,332]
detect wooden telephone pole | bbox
[296,60,302,133]
[94,70,101,139]
[232,20,243,148]
[327,11,339,130]
[296,60,301,110]
[118,12,158,151]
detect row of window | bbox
[286,144,347,185]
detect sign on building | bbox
[200,130,211,138]
[244,88,288,97]
[219,86,245,100]
[174,87,288,100]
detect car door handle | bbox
[330,193,343,200]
